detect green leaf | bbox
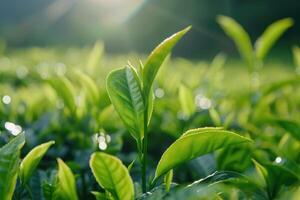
[255,18,293,60]
[0,133,25,200]
[87,41,104,74]
[154,129,251,181]
[89,152,134,200]
[164,169,173,193]
[20,141,55,185]
[142,26,191,100]
[209,108,222,126]
[106,66,145,143]
[264,118,300,141]
[74,70,99,104]
[179,84,195,118]
[55,158,78,200]
[91,191,110,200]
[48,77,76,114]
[253,159,299,199]
[292,46,300,69]
[217,15,253,69]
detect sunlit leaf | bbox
[217,15,253,69]
[164,169,173,193]
[74,70,99,104]
[20,141,55,185]
[48,77,77,114]
[87,41,104,74]
[106,66,145,143]
[143,26,191,100]
[179,84,195,118]
[0,133,25,200]
[55,158,79,200]
[90,152,134,200]
[255,18,293,60]
[154,129,252,181]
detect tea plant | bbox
[0,16,300,200]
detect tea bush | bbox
[0,16,299,200]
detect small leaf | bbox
[253,159,299,199]
[87,41,104,74]
[255,18,293,60]
[20,141,55,185]
[265,118,300,141]
[164,169,173,193]
[209,108,222,126]
[56,158,78,200]
[0,133,25,200]
[106,66,145,143]
[292,46,300,69]
[179,84,195,118]
[217,15,253,69]
[154,129,251,181]
[89,152,134,200]
[74,70,99,104]
[142,26,191,100]
[48,77,76,114]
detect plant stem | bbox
[142,131,148,193]
[141,102,149,193]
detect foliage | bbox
[0,16,299,200]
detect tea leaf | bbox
[217,15,253,69]
[56,158,79,200]
[143,26,191,99]
[48,77,77,114]
[0,133,25,200]
[164,169,173,193]
[154,129,251,181]
[255,18,293,60]
[106,66,145,143]
[20,141,55,185]
[87,41,104,74]
[179,84,195,118]
[74,70,99,104]
[292,46,300,69]
[90,152,134,200]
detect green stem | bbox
[141,101,149,193]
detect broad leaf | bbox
[179,84,195,118]
[55,158,78,200]
[154,129,251,181]
[217,15,253,69]
[255,18,293,60]
[90,152,134,200]
[106,66,145,143]
[0,133,25,200]
[142,26,191,100]
[20,141,55,185]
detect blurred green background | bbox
[0,0,299,57]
